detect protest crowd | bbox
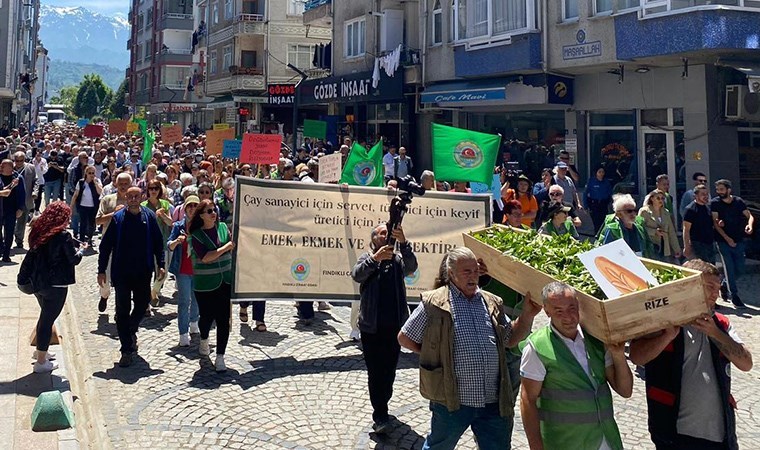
[6,118,754,450]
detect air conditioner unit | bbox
[725,84,760,121]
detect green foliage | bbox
[108,78,129,119]
[48,59,122,98]
[49,85,78,118]
[473,227,685,300]
[73,74,114,119]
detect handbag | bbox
[17,247,40,294]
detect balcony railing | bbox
[162,83,187,90]
[235,13,264,22]
[230,66,263,75]
[304,0,331,12]
[164,13,193,20]
[161,48,192,55]
[642,0,760,17]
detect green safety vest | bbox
[544,219,575,237]
[597,218,654,259]
[190,222,233,292]
[529,326,623,450]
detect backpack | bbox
[17,245,51,295]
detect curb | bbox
[59,282,113,450]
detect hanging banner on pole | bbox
[231,178,491,301]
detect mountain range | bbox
[39,4,130,94]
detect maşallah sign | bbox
[232,178,491,301]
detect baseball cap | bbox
[183,195,200,208]
[556,161,568,169]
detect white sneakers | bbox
[318,301,332,311]
[33,360,59,373]
[214,355,226,372]
[199,339,210,356]
[179,333,191,347]
[32,350,55,360]
[349,329,361,342]
[189,321,200,334]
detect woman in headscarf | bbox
[26,202,86,372]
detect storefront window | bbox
[589,112,634,127]
[739,130,760,203]
[641,109,668,127]
[589,128,637,194]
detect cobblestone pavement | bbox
[58,253,760,450]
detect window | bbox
[225,0,233,19]
[432,0,443,45]
[595,0,639,14]
[146,8,152,27]
[137,14,144,31]
[223,45,232,70]
[288,0,304,15]
[287,44,315,69]
[139,73,148,90]
[144,40,152,61]
[162,66,191,87]
[209,50,217,74]
[212,2,219,23]
[452,0,532,42]
[241,50,257,67]
[344,18,365,58]
[563,0,578,20]
[243,0,259,14]
[588,112,636,194]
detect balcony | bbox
[159,13,194,31]
[641,0,760,18]
[155,48,193,65]
[235,14,265,35]
[205,67,265,95]
[303,0,331,27]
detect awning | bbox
[421,79,507,105]
[205,95,235,109]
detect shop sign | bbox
[562,30,601,60]
[155,103,197,113]
[268,84,295,105]
[299,70,403,106]
[226,107,237,123]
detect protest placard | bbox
[126,121,139,133]
[222,139,242,159]
[108,120,127,134]
[577,239,658,298]
[240,134,281,165]
[317,153,342,183]
[232,179,491,301]
[302,119,327,139]
[76,118,89,128]
[83,124,104,138]
[206,128,235,155]
[213,123,230,130]
[161,124,183,144]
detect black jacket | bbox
[351,242,417,334]
[36,231,83,287]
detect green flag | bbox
[340,139,384,187]
[142,130,155,166]
[133,119,148,137]
[432,123,500,185]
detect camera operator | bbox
[351,222,418,434]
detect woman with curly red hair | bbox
[27,201,86,372]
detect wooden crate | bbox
[463,225,709,344]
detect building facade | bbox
[127,0,209,129]
[201,0,331,137]
[0,0,40,128]
[33,44,50,124]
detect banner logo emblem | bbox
[353,161,377,185]
[453,141,484,169]
[291,258,311,281]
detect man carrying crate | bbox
[630,259,753,450]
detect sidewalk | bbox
[0,248,79,450]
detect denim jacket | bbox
[167,218,188,275]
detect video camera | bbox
[502,161,523,187]
[386,175,425,246]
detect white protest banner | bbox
[232,178,491,301]
[318,153,342,183]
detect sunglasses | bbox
[697,179,707,183]
[148,187,160,191]
[203,208,216,215]
[622,209,637,214]
[549,192,562,197]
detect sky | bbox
[43,0,129,17]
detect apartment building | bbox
[0,0,39,127]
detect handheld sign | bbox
[108,120,127,134]
[222,139,242,159]
[577,239,658,298]
[206,128,235,155]
[77,118,90,128]
[83,124,104,138]
[317,152,342,183]
[160,124,183,144]
[126,121,139,133]
[213,123,230,130]
[303,119,327,140]
[240,133,281,165]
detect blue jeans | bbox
[717,240,746,297]
[176,274,199,334]
[422,402,511,450]
[44,180,61,206]
[64,186,79,237]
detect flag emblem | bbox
[453,141,484,169]
[353,161,378,186]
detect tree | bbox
[50,85,78,118]
[109,78,129,119]
[73,74,114,119]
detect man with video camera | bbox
[350,181,420,435]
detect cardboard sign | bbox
[161,125,183,144]
[127,121,139,133]
[232,179,491,301]
[205,128,235,155]
[240,133,281,165]
[302,119,327,140]
[83,124,104,138]
[77,118,89,128]
[222,139,242,159]
[213,123,230,130]
[318,152,342,183]
[108,120,127,134]
[577,239,659,298]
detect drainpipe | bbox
[541,0,548,74]
[421,0,428,87]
